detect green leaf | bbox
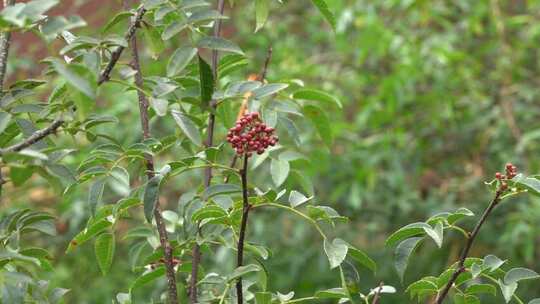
[498,279,517,303]
[102,11,132,33]
[323,238,348,269]
[171,110,202,146]
[130,266,166,292]
[447,208,474,225]
[143,175,163,223]
[314,288,348,299]
[513,174,540,195]
[191,205,227,222]
[167,47,197,77]
[504,267,540,285]
[529,299,540,304]
[310,0,335,30]
[67,219,112,252]
[292,89,342,108]
[227,264,261,282]
[288,190,313,208]
[465,284,496,295]
[483,254,505,272]
[255,292,272,304]
[51,59,95,99]
[386,222,430,247]
[88,179,106,216]
[0,111,12,133]
[197,37,244,55]
[406,280,438,299]
[94,233,115,275]
[202,184,241,200]
[423,221,444,248]
[303,105,332,147]
[255,0,269,32]
[143,25,165,60]
[198,55,214,109]
[252,83,288,99]
[270,158,289,186]
[395,237,423,282]
[346,244,376,273]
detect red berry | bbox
[495,172,502,179]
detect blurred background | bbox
[3,0,540,302]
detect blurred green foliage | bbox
[2,0,540,303]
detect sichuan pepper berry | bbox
[227,112,278,158]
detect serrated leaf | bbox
[130,266,165,292]
[88,179,105,216]
[198,55,214,109]
[203,184,241,200]
[498,280,517,303]
[252,83,288,99]
[143,175,163,223]
[94,233,115,275]
[191,205,227,222]
[347,244,376,273]
[303,105,332,147]
[270,158,289,186]
[423,221,444,248]
[171,110,202,146]
[324,238,348,269]
[310,0,335,30]
[504,267,540,285]
[288,190,312,208]
[483,254,505,272]
[255,0,269,32]
[292,89,342,108]
[51,59,95,99]
[314,288,347,299]
[386,222,430,247]
[167,47,197,77]
[395,237,423,282]
[255,292,272,304]
[227,264,261,282]
[197,37,244,55]
[465,284,496,295]
[406,280,438,299]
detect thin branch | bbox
[97,5,146,86]
[236,154,251,304]
[0,0,15,88]
[434,189,503,304]
[371,282,384,304]
[190,0,226,302]
[0,118,64,155]
[0,0,16,200]
[125,1,178,302]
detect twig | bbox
[223,46,272,184]
[371,282,384,304]
[97,5,146,85]
[189,0,226,302]
[0,0,15,88]
[434,189,503,304]
[0,118,64,155]
[236,155,251,304]
[125,1,178,302]
[0,0,16,200]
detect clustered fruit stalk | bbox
[228,112,277,303]
[434,163,518,304]
[236,154,250,304]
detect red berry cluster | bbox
[226,112,278,157]
[495,163,518,190]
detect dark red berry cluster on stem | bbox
[495,162,518,190]
[226,112,278,157]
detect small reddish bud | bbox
[495,172,502,179]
